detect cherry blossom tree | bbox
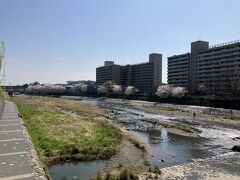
[26,84,65,94]
[124,86,139,95]
[72,83,88,93]
[97,85,107,94]
[171,86,187,97]
[112,85,122,94]
[97,81,116,94]
[156,85,173,97]
[156,85,187,98]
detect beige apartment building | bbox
[96,53,162,94]
[168,40,240,96]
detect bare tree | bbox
[225,70,240,97]
[201,76,217,96]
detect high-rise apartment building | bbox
[168,40,240,95]
[168,53,190,87]
[96,61,121,85]
[96,53,162,94]
[198,41,240,95]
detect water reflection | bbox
[49,161,106,180]
[131,129,210,168]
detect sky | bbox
[0,0,240,85]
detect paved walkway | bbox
[0,101,35,180]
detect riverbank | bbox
[12,96,122,164]
[61,96,240,179]
[108,98,240,179]
[13,95,240,179]
[11,96,150,179]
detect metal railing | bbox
[209,40,240,49]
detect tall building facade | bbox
[198,41,240,96]
[96,61,121,85]
[96,53,162,94]
[168,53,190,87]
[168,40,240,96]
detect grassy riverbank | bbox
[11,96,122,165]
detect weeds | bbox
[11,96,122,164]
[119,169,128,180]
[132,140,145,150]
[127,136,146,151]
[149,165,162,175]
[96,169,139,180]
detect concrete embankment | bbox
[0,101,46,180]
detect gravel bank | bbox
[104,139,149,175]
[160,152,240,180]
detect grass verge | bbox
[11,96,122,165]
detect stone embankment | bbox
[0,101,47,180]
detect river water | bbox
[49,96,240,179]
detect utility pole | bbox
[0,41,5,84]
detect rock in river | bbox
[232,145,240,152]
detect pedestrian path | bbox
[0,101,34,180]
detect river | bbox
[49,96,240,179]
